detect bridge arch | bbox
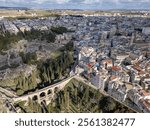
[54,87,59,93]
[41,100,46,105]
[40,92,46,98]
[13,76,75,103]
[47,89,52,95]
[32,95,38,101]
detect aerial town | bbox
[0,10,150,113]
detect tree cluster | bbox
[0,31,22,52]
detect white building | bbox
[91,72,108,90]
[142,27,150,35]
[110,25,117,38]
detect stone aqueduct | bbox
[13,76,75,105]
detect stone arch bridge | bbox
[13,76,76,105]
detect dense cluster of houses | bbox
[0,14,150,112]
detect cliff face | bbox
[0,42,74,96]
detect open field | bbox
[0,9,150,19]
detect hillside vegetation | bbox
[0,26,69,52]
[0,41,74,96]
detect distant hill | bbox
[0,6,29,10]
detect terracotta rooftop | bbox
[132,65,142,71]
[140,90,150,97]
[143,100,150,108]
[103,59,112,64]
[87,63,93,68]
[112,66,121,71]
[111,75,118,80]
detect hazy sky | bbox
[0,0,150,9]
